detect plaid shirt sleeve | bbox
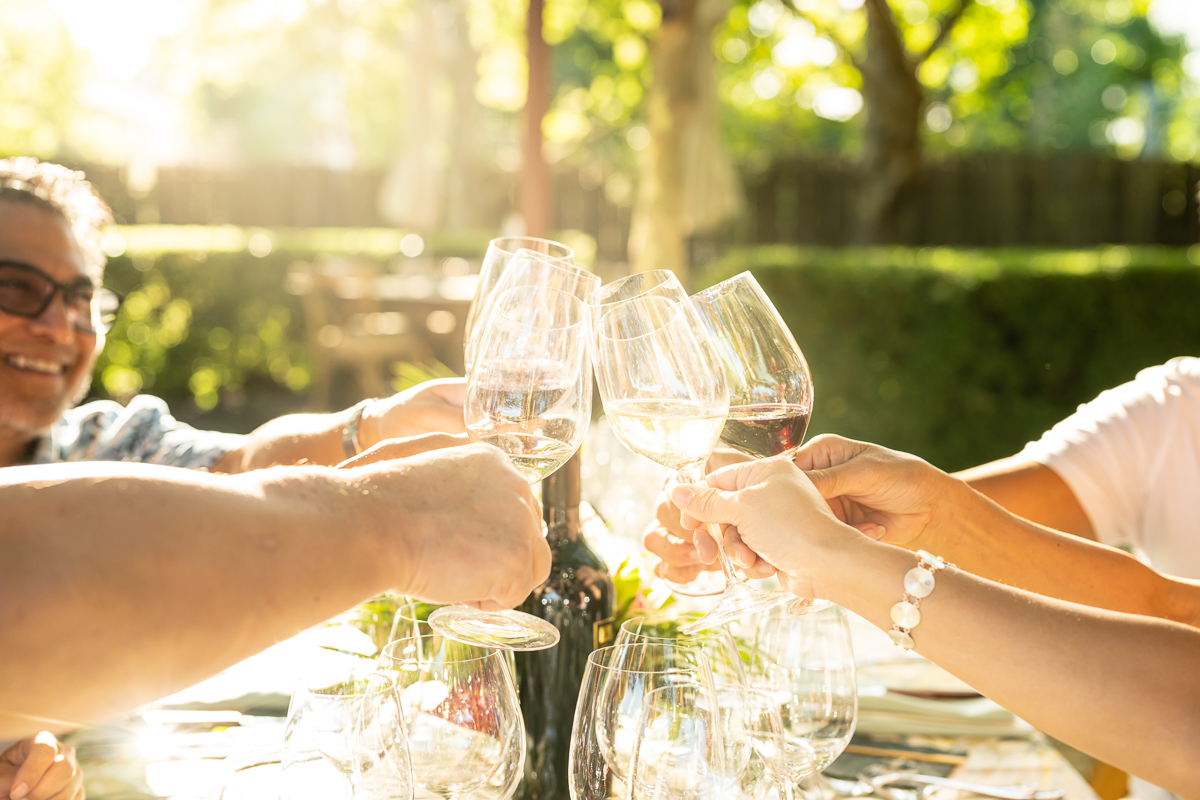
[33,395,246,470]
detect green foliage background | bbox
[698,245,1200,471]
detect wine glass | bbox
[743,605,856,788]
[282,673,413,800]
[739,689,820,800]
[464,236,574,352]
[429,283,594,650]
[376,634,525,799]
[691,271,828,615]
[590,270,790,633]
[568,643,718,800]
[627,682,729,800]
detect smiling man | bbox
[0,158,471,474]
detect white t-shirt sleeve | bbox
[1017,360,1188,552]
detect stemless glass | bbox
[590,270,790,633]
[744,606,856,787]
[464,237,575,351]
[568,643,718,800]
[429,284,594,650]
[377,634,524,800]
[691,272,828,615]
[282,673,413,800]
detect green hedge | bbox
[697,245,1200,472]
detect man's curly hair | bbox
[0,158,113,282]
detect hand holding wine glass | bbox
[690,271,827,614]
[590,270,790,633]
[429,283,594,650]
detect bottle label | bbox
[593,616,615,649]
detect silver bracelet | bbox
[342,399,375,458]
[888,550,953,650]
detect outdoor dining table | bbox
[64,428,1105,800]
[63,606,1102,800]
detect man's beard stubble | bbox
[0,369,94,439]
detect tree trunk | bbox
[519,0,553,238]
[629,0,741,286]
[857,0,925,244]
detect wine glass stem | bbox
[677,466,739,588]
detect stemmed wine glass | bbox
[376,633,525,800]
[691,271,828,615]
[590,270,790,634]
[743,605,857,795]
[428,283,593,650]
[568,643,719,800]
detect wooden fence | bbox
[71,154,1199,259]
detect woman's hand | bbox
[0,732,83,800]
[642,448,773,583]
[795,434,956,549]
[669,458,857,598]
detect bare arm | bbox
[212,378,466,472]
[671,461,1200,797]
[793,436,1200,627]
[0,442,545,738]
[954,456,1096,540]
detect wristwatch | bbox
[342,399,375,459]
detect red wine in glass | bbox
[720,403,811,459]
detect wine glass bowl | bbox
[464,237,574,352]
[376,635,525,799]
[465,285,591,484]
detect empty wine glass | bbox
[464,237,574,353]
[691,272,828,615]
[740,689,820,800]
[569,643,717,800]
[628,683,728,800]
[590,270,790,633]
[377,634,524,799]
[743,605,856,785]
[282,673,412,800]
[429,283,594,650]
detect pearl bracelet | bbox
[888,550,954,650]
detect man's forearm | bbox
[924,481,1200,626]
[0,463,398,735]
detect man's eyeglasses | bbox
[0,261,123,335]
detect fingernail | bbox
[869,525,886,540]
[11,782,28,799]
[670,486,694,506]
[736,548,754,568]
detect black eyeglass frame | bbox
[0,260,123,335]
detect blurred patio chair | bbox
[286,255,434,409]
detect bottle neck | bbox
[542,453,582,547]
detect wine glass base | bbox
[665,571,726,597]
[679,584,792,634]
[787,597,836,615]
[428,606,560,651]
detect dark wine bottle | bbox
[514,453,615,800]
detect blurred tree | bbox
[0,0,85,159]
